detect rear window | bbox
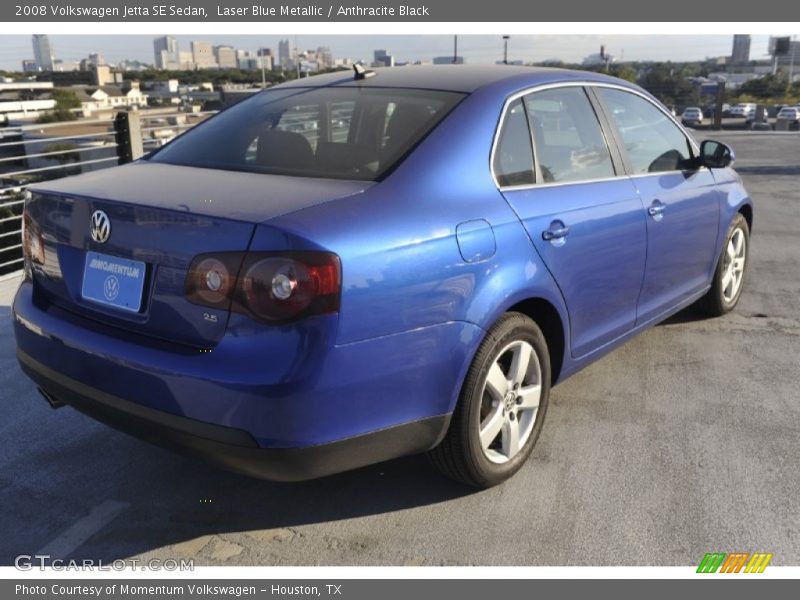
[149,86,464,181]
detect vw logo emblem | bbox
[103,275,120,301]
[90,210,111,244]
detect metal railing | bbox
[0,110,216,276]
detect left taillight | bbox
[21,199,44,278]
[185,251,341,324]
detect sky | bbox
[0,34,788,71]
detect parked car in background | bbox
[681,106,704,126]
[14,66,754,488]
[749,105,771,124]
[703,103,730,119]
[776,106,800,130]
[729,103,756,118]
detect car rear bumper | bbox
[13,279,480,478]
[18,348,448,481]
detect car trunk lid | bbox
[26,162,370,348]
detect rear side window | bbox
[150,87,463,181]
[597,88,694,174]
[493,99,535,187]
[523,87,616,184]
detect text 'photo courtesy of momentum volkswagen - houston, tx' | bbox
[14,65,753,488]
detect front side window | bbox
[597,88,694,174]
[150,87,463,181]
[523,87,616,184]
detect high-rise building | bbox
[32,34,55,71]
[88,53,105,67]
[214,45,237,69]
[257,48,274,71]
[153,36,179,69]
[178,51,194,70]
[238,57,257,71]
[52,60,80,72]
[731,35,751,65]
[779,41,799,68]
[316,46,333,70]
[278,39,291,70]
[191,41,217,69]
[236,49,254,70]
[373,49,394,67]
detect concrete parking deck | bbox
[1,131,799,566]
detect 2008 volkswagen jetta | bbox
[13,66,753,487]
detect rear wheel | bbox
[699,213,749,316]
[429,312,551,488]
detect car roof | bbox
[274,65,635,95]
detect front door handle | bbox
[542,221,570,241]
[648,200,666,218]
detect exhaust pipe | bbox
[38,387,65,409]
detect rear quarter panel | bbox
[266,88,571,394]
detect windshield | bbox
[149,86,464,181]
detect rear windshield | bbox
[148,86,464,181]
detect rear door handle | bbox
[542,221,570,241]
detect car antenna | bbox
[353,63,376,80]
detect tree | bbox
[37,89,81,123]
[637,63,701,108]
[736,73,790,99]
[608,65,637,83]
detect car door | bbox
[594,87,720,324]
[497,87,647,358]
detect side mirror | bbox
[700,140,735,169]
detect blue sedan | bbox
[14,66,753,487]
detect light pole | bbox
[260,51,266,88]
[295,35,300,80]
[502,35,510,65]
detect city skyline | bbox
[0,34,792,72]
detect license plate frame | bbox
[81,251,146,313]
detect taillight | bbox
[185,253,243,308]
[185,251,341,324]
[21,205,45,273]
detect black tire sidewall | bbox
[462,314,551,487]
[715,214,750,313]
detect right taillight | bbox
[185,253,243,309]
[185,251,341,324]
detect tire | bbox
[699,212,750,317]
[429,312,551,488]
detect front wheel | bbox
[429,312,551,488]
[699,213,749,316]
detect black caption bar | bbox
[3,0,800,21]
[5,579,799,600]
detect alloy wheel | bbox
[479,340,542,464]
[722,227,746,303]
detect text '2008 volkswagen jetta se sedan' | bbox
[14,66,753,488]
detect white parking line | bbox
[35,500,129,558]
